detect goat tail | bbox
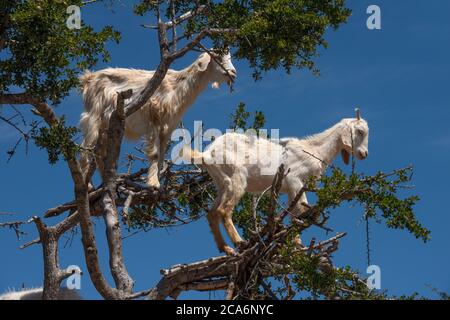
[179,145,204,164]
[79,70,94,90]
[79,70,97,114]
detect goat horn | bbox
[355,108,361,120]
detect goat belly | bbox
[246,175,276,193]
[125,111,149,138]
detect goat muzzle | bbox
[358,150,369,160]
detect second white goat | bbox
[181,111,369,255]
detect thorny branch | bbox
[0,220,30,239]
[1,101,41,161]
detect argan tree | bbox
[0,0,430,300]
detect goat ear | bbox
[340,124,352,165]
[341,149,350,165]
[341,124,353,149]
[197,53,211,72]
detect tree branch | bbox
[0,93,58,125]
[142,5,208,29]
[100,90,134,293]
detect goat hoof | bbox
[145,181,161,192]
[87,183,95,193]
[146,177,161,189]
[222,246,236,256]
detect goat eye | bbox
[358,129,364,135]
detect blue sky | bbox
[1,0,449,299]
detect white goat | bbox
[0,287,82,300]
[80,51,237,188]
[181,111,369,255]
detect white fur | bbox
[79,51,236,188]
[0,287,82,300]
[181,118,369,255]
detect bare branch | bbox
[0,93,58,125]
[0,220,29,239]
[142,5,208,29]
[44,187,105,218]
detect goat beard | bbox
[341,149,350,165]
[211,82,220,89]
[211,81,234,92]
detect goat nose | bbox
[229,69,237,79]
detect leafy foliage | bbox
[126,166,215,231]
[214,0,351,79]
[0,0,120,104]
[135,0,351,79]
[229,101,266,130]
[270,165,429,299]
[281,248,385,299]
[31,117,79,164]
[316,167,430,242]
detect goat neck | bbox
[168,61,211,118]
[301,121,346,168]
